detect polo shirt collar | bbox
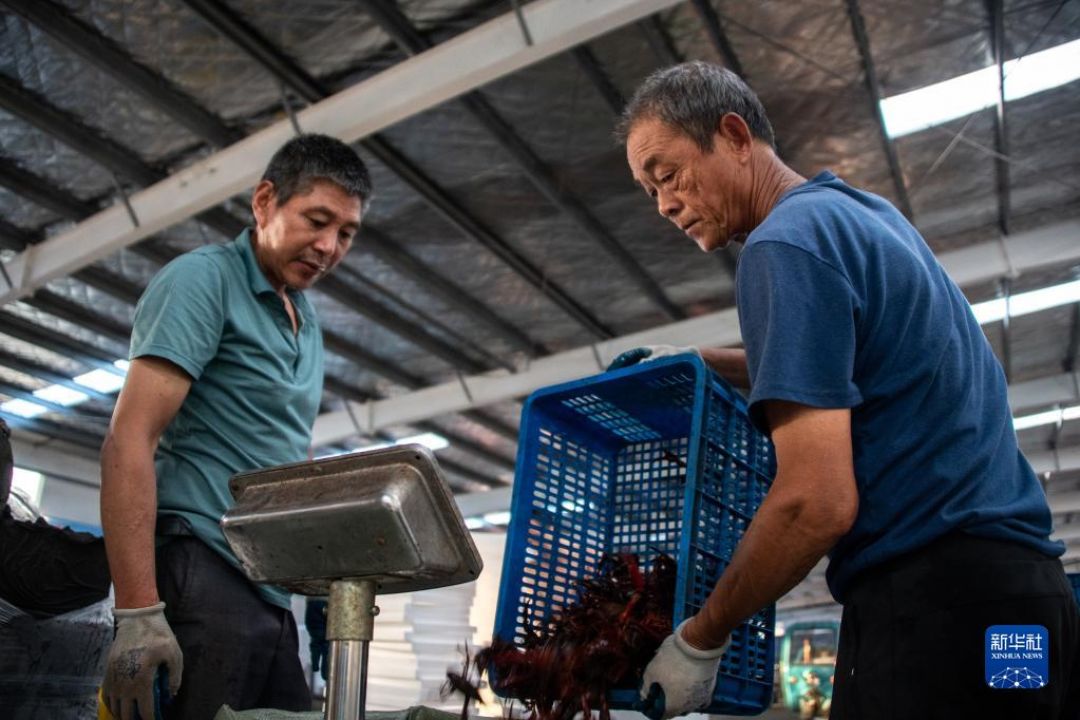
[238,228,315,329]
[237,228,277,297]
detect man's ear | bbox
[251,180,276,227]
[717,113,754,157]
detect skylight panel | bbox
[881,39,1080,138]
[971,279,1080,325]
[33,384,89,406]
[74,369,126,394]
[1,399,49,419]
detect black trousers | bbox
[155,534,310,719]
[831,533,1080,720]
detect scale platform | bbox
[221,445,484,720]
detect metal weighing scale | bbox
[220,445,483,720]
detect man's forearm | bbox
[699,347,749,388]
[100,434,161,609]
[682,484,845,649]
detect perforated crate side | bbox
[678,373,777,714]
[493,357,777,716]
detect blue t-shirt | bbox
[736,171,1063,602]
[130,229,324,610]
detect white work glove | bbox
[639,619,730,719]
[607,345,701,371]
[103,601,183,720]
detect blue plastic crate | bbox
[493,355,777,716]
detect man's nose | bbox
[311,229,336,256]
[657,190,680,220]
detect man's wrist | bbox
[114,601,166,618]
[114,588,161,611]
[679,616,730,655]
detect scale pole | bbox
[325,579,378,720]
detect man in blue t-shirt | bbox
[615,62,1078,719]
[100,135,372,720]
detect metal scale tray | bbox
[221,444,482,596]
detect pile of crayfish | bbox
[444,552,677,720]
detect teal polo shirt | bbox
[130,229,324,609]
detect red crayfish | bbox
[443,552,677,720]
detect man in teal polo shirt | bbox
[99,134,372,720]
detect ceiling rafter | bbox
[0,156,524,456]
[361,226,548,356]
[844,0,916,219]
[570,45,626,114]
[637,15,681,66]
[0,91,513,384]
[0,347,114,403]
[1,0,241,148]
[179,0,616,340]
[0,302,512,487]
[0,411,103,450]
[357,0,685,321]
[0,74,246,239]
[986,0,1012,236]
[688,0,746,77]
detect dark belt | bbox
[156,514,195,537]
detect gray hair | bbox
[616,62,775,151]
[261,134,374,211]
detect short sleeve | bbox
[130,254,226,380]
[736,241,863,433]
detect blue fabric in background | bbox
[736,171,1063,601]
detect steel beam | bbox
[0,74,159,186]
[637,16,680,66]
[1,411,103,450]
[25,290,132,343]
[73,266,145,306]
[0,74,246,243]
[0,348,114,402]
[361,226,546,355]
[361,0,683,320]
[0,135,508,372]
[987,0,1011,236]
[1,0,240,147]
[0,379,108,417]
[179,0,618,339]
[312,217,1080,444]
[319,378,511,487]
[317,275,496,375]
[1007,372,1080,414]
[0,219,35,252]
[1066,303,1080,374]
[689,0,745,77]
[844,0,915,219]
[359,137,613,337]
[0,155,98,219]
[571,45,626,114]
[0,311,122,374]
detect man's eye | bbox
[659,172,674,184]
[307,216,327,228]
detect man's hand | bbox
[639,619,729,719]
[103,602,183,720]
[607,345,701,371]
